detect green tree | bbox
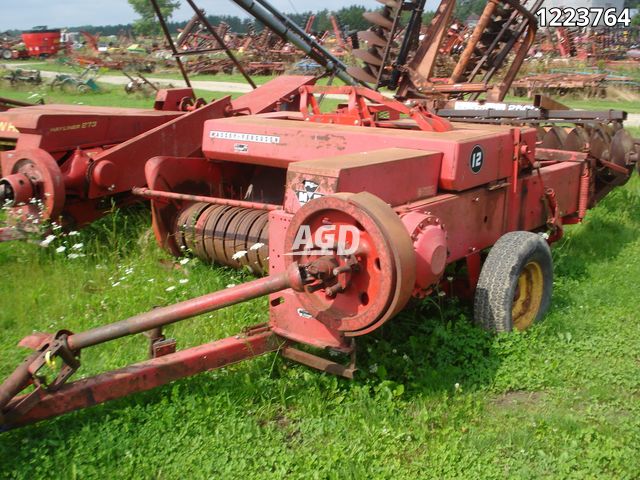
[455,0,487,21]
[128,0,180,36]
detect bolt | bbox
[333,265,352,276]
[325,283,344,297]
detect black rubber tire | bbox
[474,231,553,332]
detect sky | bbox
[0,0,413,31]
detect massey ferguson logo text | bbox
[288,224,360,256]
[209,130,281,144]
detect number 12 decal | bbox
[470,145,484,174]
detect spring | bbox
[175,202,269,275]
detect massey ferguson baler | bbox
[0,84,638,430]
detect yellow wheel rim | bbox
[511,261,544,331]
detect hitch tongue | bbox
[0,261,311,422]
[0,257,348,427]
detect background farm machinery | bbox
[0,0,639,430]
[0,75,313,241]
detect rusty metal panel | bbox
[399,186,508,263]
[284,148,442,213]
[230,75,315,115]
[5,104,182,153]
[517,162,582,232]
[203,116,517,191]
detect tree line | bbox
[4,1,491,38]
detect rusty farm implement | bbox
[1,0,640,430]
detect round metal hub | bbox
[2,148,64,219]
[285,192,415,336]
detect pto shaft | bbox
[68,263,303,350]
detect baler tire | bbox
[474,231,553,333]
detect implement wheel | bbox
[474,231,553,332]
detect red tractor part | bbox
[21,28,61,57]
[0,76,314,239]
[0,83,638,431]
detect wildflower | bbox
[148,278,155,283]
[112,281,121,287]
[232,250,247,260]
[71,243,84,250]
[68,253,85,259]
[40,234,56,247]
[454,383,460,390]
[55,246,66,253]
[68,231,79,236]
[165,286,176,292]
[402,354,409,361]
[438,291,446,297]
[179,279,189,284]
[369,363,378,374]
[250,243,264,251]
[179,257,190,265]
[226,284,236,288]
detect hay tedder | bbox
[1,0,640,431]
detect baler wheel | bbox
[474,231,553,332]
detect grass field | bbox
[0,82,242,108]
[0,85,639,479]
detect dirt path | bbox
[625,114,640,127]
